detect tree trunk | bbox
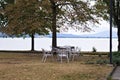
[52,4,57,48]
[117,20,120,51]
[31,34,34,51]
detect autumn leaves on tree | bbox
[0,0,110,51]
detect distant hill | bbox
[46,30,117,38]
[0,30,117,38]
[78,30,117,38]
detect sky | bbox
[61,1,117,35]
[62,20,117,35]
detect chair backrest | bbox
[57,48,69,57]
[41,48,46,54]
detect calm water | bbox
[0,38,118,52]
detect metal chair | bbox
[41,48,53,62]
[69,47,80,61]
[56,48,69,63]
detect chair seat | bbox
[58,54,67,57]
[56,48,69,63]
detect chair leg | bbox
[44,56,47,62]
[72,54,79,61]
[60,56,62,63]
[67,56,69,63]
[51,55,54,62]
[42,55,45,62]
[72,55,75,61]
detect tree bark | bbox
[31,34,34,51]
[51,3,57,48]
[117,20,120,51]
[117,0,120,51]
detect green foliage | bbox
[0,13,8,28]
[112,52,120,65]
[85,60,95,64]
[61,73,93,80]
[0,0,6,9]
[107,76,112,80]
[103,0,120,26]
[85,59,109,65]
[5,0,14,4]
[0,0,14,9]
[93,0,109,20]
[96,59,109,64]
[0,13,4,27]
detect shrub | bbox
[85,59,109,65]
[92,47,97,52]
[112,51,120,66]
[107,76,112,80]
[85,60,95,64]
[96,59,109,65]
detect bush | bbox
[92,47,97,52]
[112,52,120,66]
[85,60,95,64]
[85,59,109,65]
[96,59,109,65]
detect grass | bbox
[0,52,113,80]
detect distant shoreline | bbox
[0,37,118,38]
[0,30,118,38]
[46,37,118,38]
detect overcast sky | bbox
[62,20,117,35]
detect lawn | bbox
[0,52,113,80]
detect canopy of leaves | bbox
[1,0,50,37]
[0,0,8,28]
[112,0,120,26]
[1,0,109,36]
[41,0,109,31]
[102,0,120,26]
[0,13,7,27]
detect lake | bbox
[0,38,118,52]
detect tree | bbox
[43,0,108,48]
[1,0,108,50]
[0,0,50,51]
[103,0,120,51]
[112,0,120,51]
